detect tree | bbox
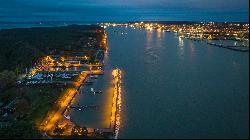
[71,125,81,136]
[71,125,88,136]
[53,121,65,136]
[81,126,88,136]
[0,70,17,91]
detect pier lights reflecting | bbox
[101,31,107,50]
[146,28,153,45]
[179,36,184,47]
[111,68,122,139]
[178,36,185,57]
[157,28,163,39]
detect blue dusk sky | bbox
[0,0,249,22]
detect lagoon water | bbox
[105,27,249,138]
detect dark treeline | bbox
[0,25,104,73]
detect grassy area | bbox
[0,84,68,138]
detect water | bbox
[105,27,249,138]
[0,24,248,138]
[69,70,114,129]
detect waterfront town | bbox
[100,21,249,51]
[0,25,122,138]
[100,21,249,41]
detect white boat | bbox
[64,115,70,120]
[90,74,98,78]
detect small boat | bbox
[84,82,93,85]
[95,90,102,94]
[66,115,70,120]
[85,80,93,85]
[90,75,99,79]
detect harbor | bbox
[8,26,123,138]
[36,57,122,138]
[186,37,249,52]
[65,67,122,138]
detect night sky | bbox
[0,0,249,22]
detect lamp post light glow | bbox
[111,68,122,139]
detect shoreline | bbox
[39,69,106,137]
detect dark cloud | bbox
[0,0,248,22]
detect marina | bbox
[68,67,122,138]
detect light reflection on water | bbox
[178,37,185,58]
[106,26,249,139]
[69,47,116,129]
[179,36,184,47]
[68,26,248,139]
[145,29,160,64]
